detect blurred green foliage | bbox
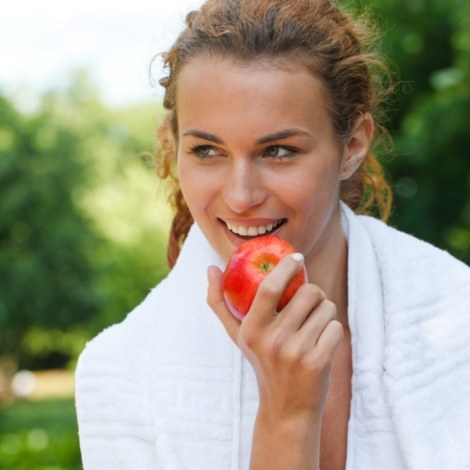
[0,398,81,469]
[355,0,470,262]
[0,71,171,369]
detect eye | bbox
[189,145,222,160]
[263,145,296,159]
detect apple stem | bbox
[260,261,273,273]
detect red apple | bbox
[222,235,307,320]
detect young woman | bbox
[75,1,470,469]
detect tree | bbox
[353,0,470,263]
[0,87,104,366]
[0,72,170,369]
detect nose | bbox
[222,159,267,213]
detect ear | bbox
[338,113,374,181]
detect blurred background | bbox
[0,0,469,468]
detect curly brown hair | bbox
[154,0,393,267]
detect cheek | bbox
[288,166,340,212]
[178,159,219,216]
[177,159,199,213]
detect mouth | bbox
[221,218,287,239]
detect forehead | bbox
[176,53,326,99]
[175,55,334,139]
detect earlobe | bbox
[339,113,374,181]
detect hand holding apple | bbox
[222,236,307,320]
[208,237,343,461]
[208,238,343,443]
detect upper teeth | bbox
[226,219,283,237]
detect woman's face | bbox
[176,56,360,264]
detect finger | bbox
[293,298,337,345]
[313,319,344,364]
[207,265,241,344]
[276,283,327,332]
[247,252,305,327]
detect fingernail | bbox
[291,252,304,263]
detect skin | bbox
[175,55,373,470]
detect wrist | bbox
[256,400,324,431]
[250,409,322,470]
[256,407,322,440]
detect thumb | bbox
[207,265,241,344]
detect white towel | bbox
[358,211,470,469]
[76,204,470,469]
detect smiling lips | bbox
[224,218,286,237]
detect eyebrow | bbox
[182,129,223,143]
[182,128,311,145]
[255,129,311,145]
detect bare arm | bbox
[250,411,322,469]
[207,254,343,469]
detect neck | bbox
[305,211,349,327]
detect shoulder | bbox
[75,281,168,419]
[76,222,218,382]
[75,284,169,467]
[357,214,468,275]
[76,281,166,381]
[355,214,469,310]
[75,282,170,457]
[358,218,470,464]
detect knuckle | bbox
[299,283,326,302]
[281,341,302,365]
[265,332,284,358]
[248,327,289,361]
[320,299,337,320]
[298,352,315,370]
[240,327,258,349]
[298,352,324,375]
[311,351,330,372]
[257,279,280,301]
[329,319,344,340]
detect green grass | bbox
[0,397,82,470]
